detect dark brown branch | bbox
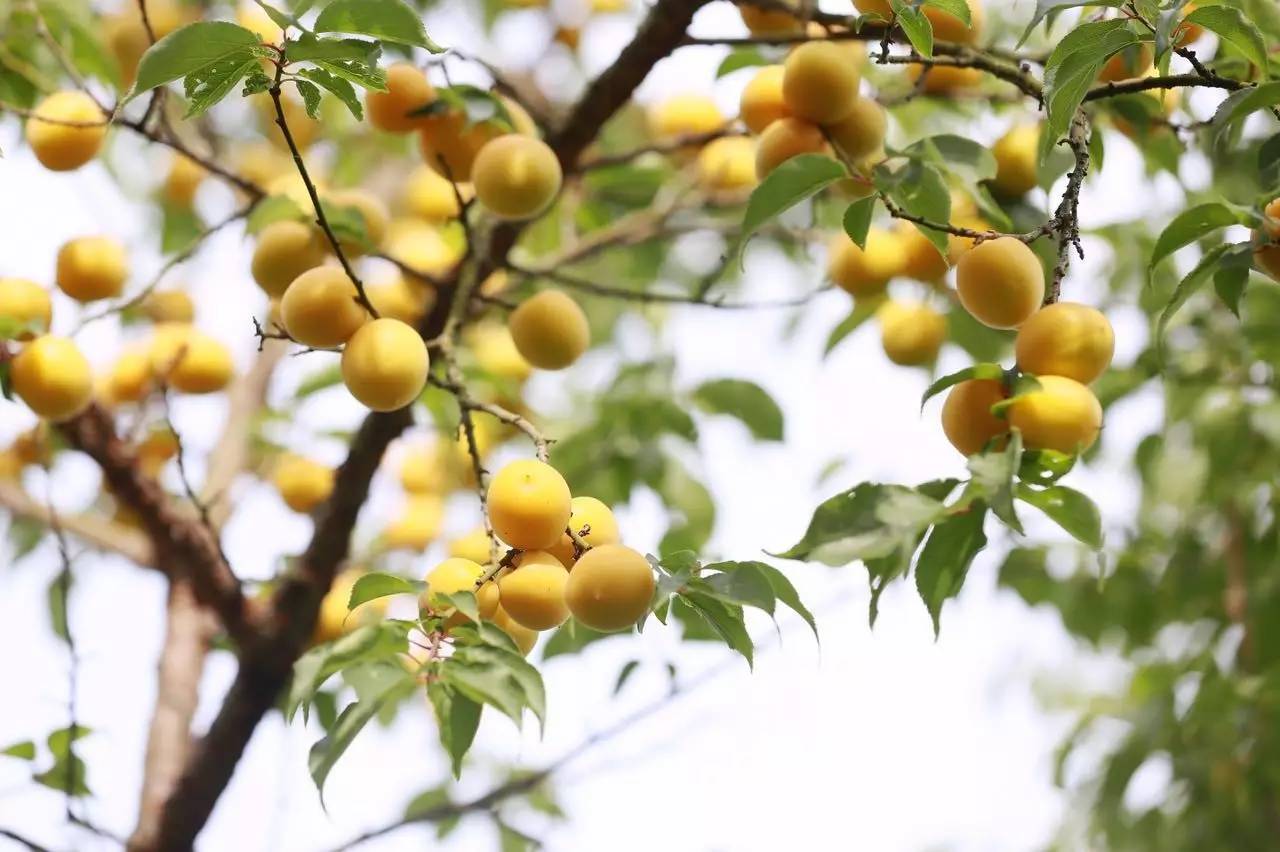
[1046,113,1090,303]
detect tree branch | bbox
[0,480,153,566]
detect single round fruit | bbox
[825,96,886,163]
[648,94,724,142]
[755,117,828,178]
[423,557,484,610]
[1014,302,1115,385]
[782,41,861,125]
[367,62,436,133]
[366,275,430,325]
[895,223,948,284]
[941,378,1007,456]
[163,154,206,207]
[991,125,1041,198]
[402,165,462,221]
[326,188,390,257]
[487,459,572,550]
[508,290,590,370]
[251,220,328,298]
[341,318,430,411]
[491,604,538,655]
[26,91,107,171]
[498,557,570,630]
[565,544,655,632]
[398,444,443,494]
[281,266,368,347]
[472,135,563,220]
[696,136,758,195]
[141,290,195,324]
[827,227,906,298]
[739,65,790,135]
[739,0,801,35]
[10,336,93,421]
[877,301,947,366]
[0,278,52,338]
[56,236,128,302]
[449,528,494,565]
[468,322,533,382]
[955,237,1045,329]
[106,346,153,404]
[547,496,621,567]
[385,218,463,279]
[272,454,334,513]
[1007,375,1103,453]
[384,494,445,550]
[908,64,983,94]
[167,332,234,394]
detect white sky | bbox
[0,1,1218,849]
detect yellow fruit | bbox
[384,494,445,550]
[941,378,1007,456]
[1174,4,1204,47]
[163,154,206,207]
[955,237,1045,329]
[565,544,655,632]
[313,570,385,645]
[1007,375,1102,453]
[402,165,462,221]
[385,218,464,280]
[0,278,52,338]
[782,41,861,125]
[498,556,570,630]
[365,274,427,325]
[1098,44,1154,83]
[233,141,291,189]
[739,1,801,35]
[472,135,563,220]
[877,301,947,366]
[367,62,436,133]
[281,266,368,347]
[141,290,195,324]
[251,220,328,298]
[547,495,621,567]
[755,117,828,178]
[341,318,429,411]
[418,102,533,182]
[56,236,129,302]
[924,0,983,43]
[325,188,389,257]
[26,91,107,172]
[468,322,533,381]
[826,96,886,163]
[476,581,501,620]
[908,64,983,94]
[11,336,93,421]
[648,93,724,145]
[696,135,758,195]
[398,444,443,494]
[237,1,285,42]
[1257,241,1280,282]
[272,454,334,513]
[450,528,495,564]
[491,604,538,655]
[106,346,153,404]
[423,557,484,610]
[136,428,178,478]
[167,333,234,394]
[487,459,572,550]
[827,227,905,298]
[991,125,1040,198]
[740,65,790,135]
[1014,302,1114,385]
[896,223,948,284]
[508,290,590,370]
[104,13,149,87]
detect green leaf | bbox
[160,202,203,254]
[901,134,997,183]
[313,0,444,51]
[1018,0,1125,47]
[842,196,877,249]
[707,560,819,641]
[1015,483,1103,549]
[287,34,382,65]
[1210,81,1280,143]
[891,0,934,57]
[875,159,951,256]
[1041,19,1140,162]
[286,622,409,722]
[1,741,35,761]
[446,640,546,729]
[612,660,641,695]
[716,47,770,78]
[37,0,119,86]
[6,515,45,561]
[923,0,971,27]
[298,66,364,119]
[47,571,71,645]
[920,362,1004,410]
[33,725,90,798]
[824,295,883,355]
[967,431,1023,533]
[1185,5,1268,73]
[184,54,259,117]
[294,78,322,118]
[1148,202,1251,276]
[540,620,612,659]
[679,591,754,666]
[1155,242,1236,359]
[347,572,424,609]
[293,363,344,398]
[776,483,947,567]
[1259,133,1280,192]
[309,676,413,800]
[1214,260,1250,318]
[247,194,307,234]
[130,22,263,98]
[915,504,988,636]
[691,379,784,441]
[733,154,847,264]
[426,682,482,778]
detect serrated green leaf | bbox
[1185,5,1268,73]
[1015,483,1103,548]
[915,504,987,636]
[130,22,263,98]
[313,0,444,51]
[825,295,884,356]
[286,622,410,722]
[184,54,259,117]
[967,431,1023,533]
[680,591,753,666]
[294,78,322,118]
[707,560,819,641]
[309,676,412,800]
[691,378,784,441]
[1018,0,1125,47]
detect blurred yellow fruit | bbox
[313,569,385,645]
[468,322,532,382]
[26,91,107,172]
[163,154,207,207]
[877,300,947,366]
[402,165,463,221]
[384,494,445,550]
[368,62,436,133]
[739,65,790,135]
[991,125,1041,198]
[508,290,590,370]
[141,290,195,324]
[827,227,905,298]
[251,220,328,298]
[272,454,335,513]
[0,278,52,338]
[755,117,828,178]
[11,336,93,421]
[106,346,153,404]
[648,94,724,143]
[450,527,496,564]
[56,236,128,302]
[696,135,758,195]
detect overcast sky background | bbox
[0,1,1216,849]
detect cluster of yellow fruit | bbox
[942,238,1113,457]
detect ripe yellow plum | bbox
[547,496,621,567]
[826,96,886,163]
[1007,375,1103,453]
[166,332,234,394]
[10,336,93,421]
[472,135,564,220]
[419,100,534,182]
[499,556,570,630]
[281,266,368,347]
[487,459,572,550]
[755,117,828,178]
[423,557,484,610]
[908,64,983,94]
[367,63,436,133]
[941,378,1007,456]
[738,0,802,35]
[26,91,107,172]
[739,65,790,135]
[105,346,153,404]
[272,454,335,513]
[163,154,207,208]
[385,218,464,280]
[895,223,948,285]
[648,94,724,143]
[827,227,906,298]
[565,544,655,632]
[1014,302,1114,384]
[782,41,861,125]
[398,444,444,494]
[955,237,1045,329]
[251,220,328,298]
[877,301,947,366]
[402,165,463,221]
[449,528,495,565]
[141,290,195,324]
[341,318,430,411]
[991,125,1041,198]
[508,290,590,370]
[468,322,533,382]
[0,278,52,338]
[384,494,445,550]
[366,273,431,325]
[696,136,758,195]
[56,236,128,302]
